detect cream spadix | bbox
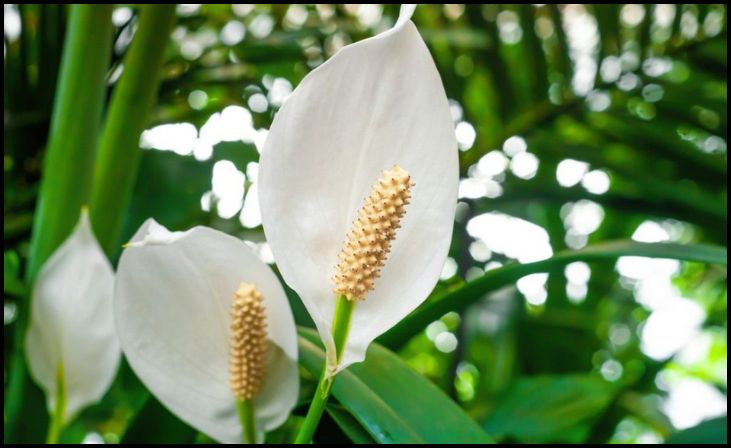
[229,282,268,401]
[115,220,298,443]
[334,165,414,301]
[259,4,458,373]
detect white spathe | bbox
[259,5,458,372]
[115,220,299,444]
[25,210,120,419]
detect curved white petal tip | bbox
[396,4,417,27]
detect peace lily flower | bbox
[259,4,457,373]
[114,220,298,443]
[258,5,457,442]
[25,210,120,443]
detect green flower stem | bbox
[5,6,114,443]
[331,295,355,360]
[295,366,335,444]
[26,4,114,281]
[90,4,176,256]
[237,399,257,444]
[295,295,354,444]
[45,363,67,444]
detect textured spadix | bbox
[115,220,298,443]
[259,5,458,373]
[334,165,414,301]
[229,283,268,401]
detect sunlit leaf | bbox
[382,241,728,348]
[326,404,377,444]
[298,328,493,444]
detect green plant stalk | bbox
[331,295,355,360]
[295,295,354,444]
[237,399,257,444]
[5,6,114,443]
[46,363,67,444]
[26,3,113,285]
[380,240,728,350]
[90,4,176,256]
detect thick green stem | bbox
[26,3,113,285]
[45,363,67,444]
[5,6,114,443]
[331,294,355,360]
[237,399,257,444]
[295,370,335,444]
[90,4,176,256]
[295,295,354,444]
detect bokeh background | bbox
[4,4,727,444]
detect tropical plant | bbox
[4,4,727,444]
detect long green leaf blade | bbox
[26,4,114,282]
[483,374,617,443]
[5,6,114,443]
[90,5,176,255]
[298,328,494,444]
[381,241,727,349]
[326,405,377,444]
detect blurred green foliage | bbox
[4,4,727,444]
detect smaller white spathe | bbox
[25,210,120,419]
[114,220,298,443]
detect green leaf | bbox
[6,6,115,443]
[121,141,260,250]
[3,251,25,296]
[666,417,728,444]
[483,374,617,443]
[381,241,728,349]
[264,415,305,444]
[90,5,177,256]
[211,140,260,171]
[121,150,211,245]
[298,328,494,444]
[121,395,197,444]
[326,404,377,444]
[26,4,114,282]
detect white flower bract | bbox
[114,220,299,443]
[25,210,120,419]
[259,5,458,372]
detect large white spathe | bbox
[259,5,458,372]
[25,210,120,419]
[115,220,299,444]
